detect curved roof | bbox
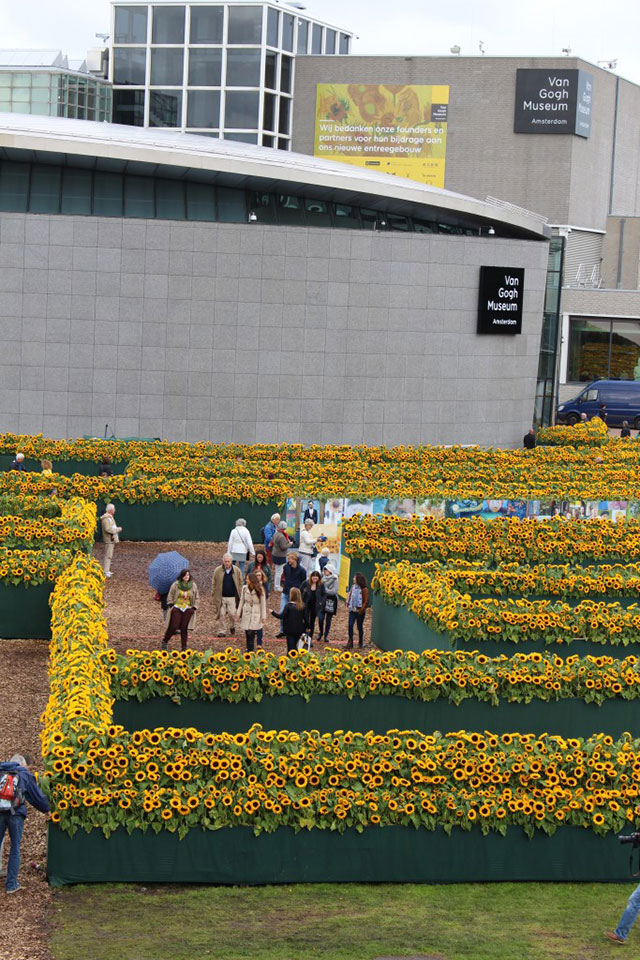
[0,113,549,239]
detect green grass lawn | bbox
[50,881,638,960]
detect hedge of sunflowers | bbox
[537,417,611,447]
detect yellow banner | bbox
[314,83,449,188]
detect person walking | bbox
[319,562,339,642]
[262,512,280,566]
[301,570,326,642]
[10,453,25,472]
[162,569,199,651]
[100,503,122,578]
[246,548,272,596]
[605,884,640,945]
[0,753,50,894]
[621,420,631,438]
[252,568,269,648]
[236,572,267,652]
[277,552,307,635]
[271,586,308,655]
[346,573,370,648]
[598,403,608,423]
[227,518,255,574]
[98,457,114,478]
[272,520,293,592]
[299,518,324,573]
[318,547,331,572]
[212,553,243,637]
[523,429,536,450]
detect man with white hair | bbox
[100,503,122,578]
[262,512,281,566]
[298,518,325,573]
[211,553,243,637]
[10,452,25,471]
[0,753,50,894]
[227,518,254,575]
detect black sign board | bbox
[514,68,592,137]
[477,267,525,335]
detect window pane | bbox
[386,213,410,231]
[250,192,276,223]
[61,169,91,215]
[280,55,292,93]
[262,134,274,147]
[333,203,361,229]
[278,96,290,134]
[305,198,331,227]
[263,93,276,131]
[264,52,278,89]
[152,5,185,43]
[93,171,124,216]
[610,322,640,380]
[339,33,350,54]
[189,48,222,86]
[282,14,294,51]
[225,90,259,128]
[278,194,303,224]
[151,48,184,85]
[267,8,279,46]
[0,161,29,212]
[149,89,182,126]
[114,5,148,43]
[217,186,246,222]
[187,89,220,127]
[325,29,336,54]
[113,89,145,125]
[186,181,216,220]
[311,24,323,54]
[277,138,289,150]
[124,175,154,217]
[297,20,309,54]
[568,319,612,382]
[156,178,185,218]
[113,47,146,85]
[227,5,262,44]
[226,49,261,86]
[224,131,258,143]
[29,164,61,214]
[190,5,223,43]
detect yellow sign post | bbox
[314,83,449,188]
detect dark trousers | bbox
[348,610,365,646]
[162,607,194,650]
[245,629,258,652]
[0,812,25,891]
[286,634,301,655]
[308,611,317,638]
[319,611,334,640]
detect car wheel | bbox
[566,414,579,426]
[634,416,640,430]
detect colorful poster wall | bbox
[314,83,449,188]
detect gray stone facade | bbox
[0,212,547,446]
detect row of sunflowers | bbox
[372,560,640,648]
[0,497,96,553]
[536,417,611,447]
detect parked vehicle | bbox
[556,380,640,428]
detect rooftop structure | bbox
[0,49,111,122]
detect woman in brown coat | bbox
[236,572,267,652]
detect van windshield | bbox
[577,388,599,402]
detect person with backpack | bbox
[0,754,50,894]
[271,586,308,655]
[319,562,339,643]
[262,512,280,566]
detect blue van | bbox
[556,380,640,428]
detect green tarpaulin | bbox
[0,583,52,639]
[106,500,281,543]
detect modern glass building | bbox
[110,1,352,147]
[0,50,111,122]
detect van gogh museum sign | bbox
[514,69,593,137]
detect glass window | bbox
[263,93,276,131]
[264,52,278,89]
[339,33,350,54]
[114,5,148,44]
[217,186,246,222]
[325,29,336,54]
[304,198,331,227]
[113,89,145,125]
[29,164,61,214]
[333,203,361,229]
[151,48,184,85]
[125,175,155,217]
[297,20,309,54]
[149,89,182,126]
[277,138,289,150]
[611,322,640,380]
[311,24,323,54]
[190,5,223,43]
[568,319,612,382]
[156,178,185,218]
[61,169,92,215]
[267,7,279,46]
[227,6,262,44]
[224,90,259,128]
[280,56,292,93]
[412,218,437,234]
[187,89,220,127]
[262,134,274,147]
[152,5,185,43]
[249,191,276,223]
[189,48,222,86]
[278,96,290,134]
[93,171,124,216]
[113,47,146,85]
[360,208,380,230]
[282,14,294,51]
[0,161,29,212]
[277,194,304,224]
[386,213,410,231]
[226,49,261,87]
[186,181,216,220]
[224,131,258,143]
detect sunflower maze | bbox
[3,429,640,883]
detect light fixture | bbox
[487,225,495,236]
[450,45,461,55]
[248,211,258,223]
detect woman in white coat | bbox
[227,518,255,574]
[236,572,267,652]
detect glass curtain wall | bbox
[534,235,564,427]
[0,71,111,121]
[567,319,640,383]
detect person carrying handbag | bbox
[236,572,267,652]
[227,518,255,574]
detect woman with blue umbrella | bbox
[162,569,199,651]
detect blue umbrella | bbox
[148,551,189,594]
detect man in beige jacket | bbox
[211,553,243,636]
[100,503,122,578]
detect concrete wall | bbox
[0,212,547,446]
[292,56,627,231]
[601,217,640,290]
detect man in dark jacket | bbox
[523,429,536,450]
[277,552,307,634]
[10,453,25,471]
[0,754,50,894]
